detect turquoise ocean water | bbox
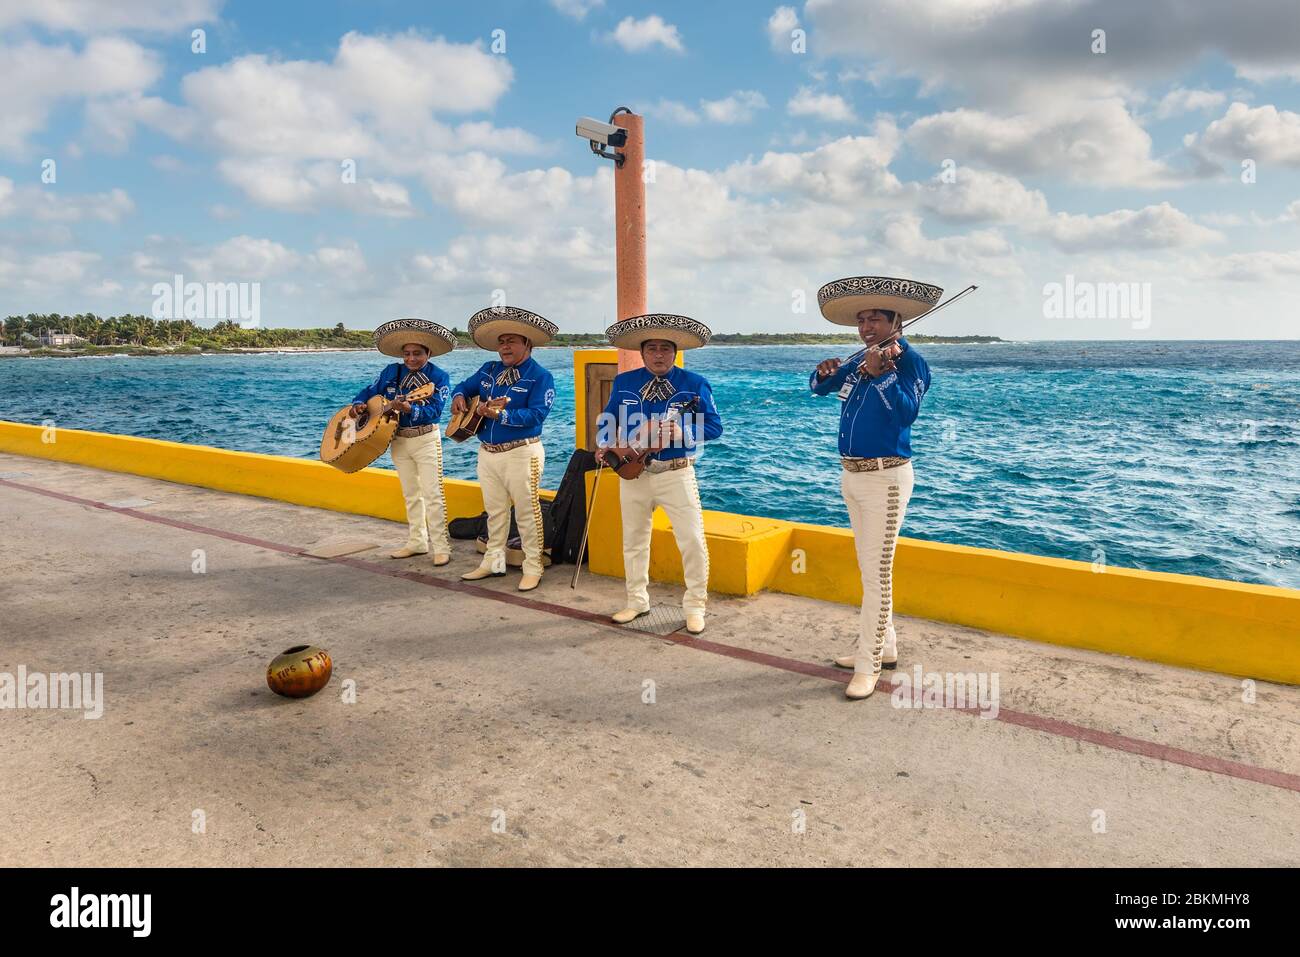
[1,341,1297,589]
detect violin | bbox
[841,284,981,375]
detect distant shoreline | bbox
[0,333,1004,359]
[0,345,370,359]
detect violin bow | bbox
[861,284,979,366]
[571,459,606,589]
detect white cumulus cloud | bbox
[767,6,801,53]
[1187,102,1300,167]
[907,99,1184,188]
[920,167,1050,225]
[0,37,162,156]
[650,90,767,126]
[0,0,221,33]
[548,0,604,19]
[1154,87,1227,119]
[1035,203,1223,251]
[607,15,685,53]
[787,87,856,123]
[0,178,134,223]
[185,236,301,279]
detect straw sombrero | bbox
[374,318,457,358]
[467,305,557,350]
[817,276,943,326]
[606,314,711,351]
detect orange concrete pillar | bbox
[613,112,646,373]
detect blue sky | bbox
[2,0,1299,339]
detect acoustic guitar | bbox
[319,382,435,473]
[599,396,700,480]
[445,394,509,442]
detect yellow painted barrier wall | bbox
[584,468,792,597]
[0,419,554,525]
[2,417,1297,684]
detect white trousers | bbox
[390,430,451,554]
[841,461,914,675]
[477,441,546,577]
[619,464,709,615]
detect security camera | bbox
[575,117,627,148]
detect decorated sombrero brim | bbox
[467,305,557,350]
[817,276,943,325]
[606,314,712,351]
[374,318,457,358]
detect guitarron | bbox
[319,382,435,473]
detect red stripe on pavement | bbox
[4,475,1299,795]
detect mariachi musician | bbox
[350,318,457,564]
[595,314,723,635]
[449,306,558,592]
[810,277,938,700]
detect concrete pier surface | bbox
[1,451,1297,867]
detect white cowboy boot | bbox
[390,545,428,559]
[845,672,879,699]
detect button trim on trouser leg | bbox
[428,429,452,555]
[475,444,512,576]
[841,468,913,684]
[660,467,710,618]
[619,469,657,613]
[515,445,546,579]
[391,435,430,553]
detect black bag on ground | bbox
[547,449,600,566]
[448,513,486,540]
[448,501,556,548]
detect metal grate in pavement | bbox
[619,602,687,636]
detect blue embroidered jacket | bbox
[598,365,723,461]
[352,362,450,429]
[450,356,556,443]
[809,338,931,458]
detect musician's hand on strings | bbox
[391,398,412,413]
[450,394,467,416]
[349,402,367,418]
[654,419,683,449]
[480,396,508,419]
[815,358,841,380]
[860,343,901,378]
[860,351,893,377]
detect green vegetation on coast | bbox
[2,313,1001,357]
[2,315,370,355]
